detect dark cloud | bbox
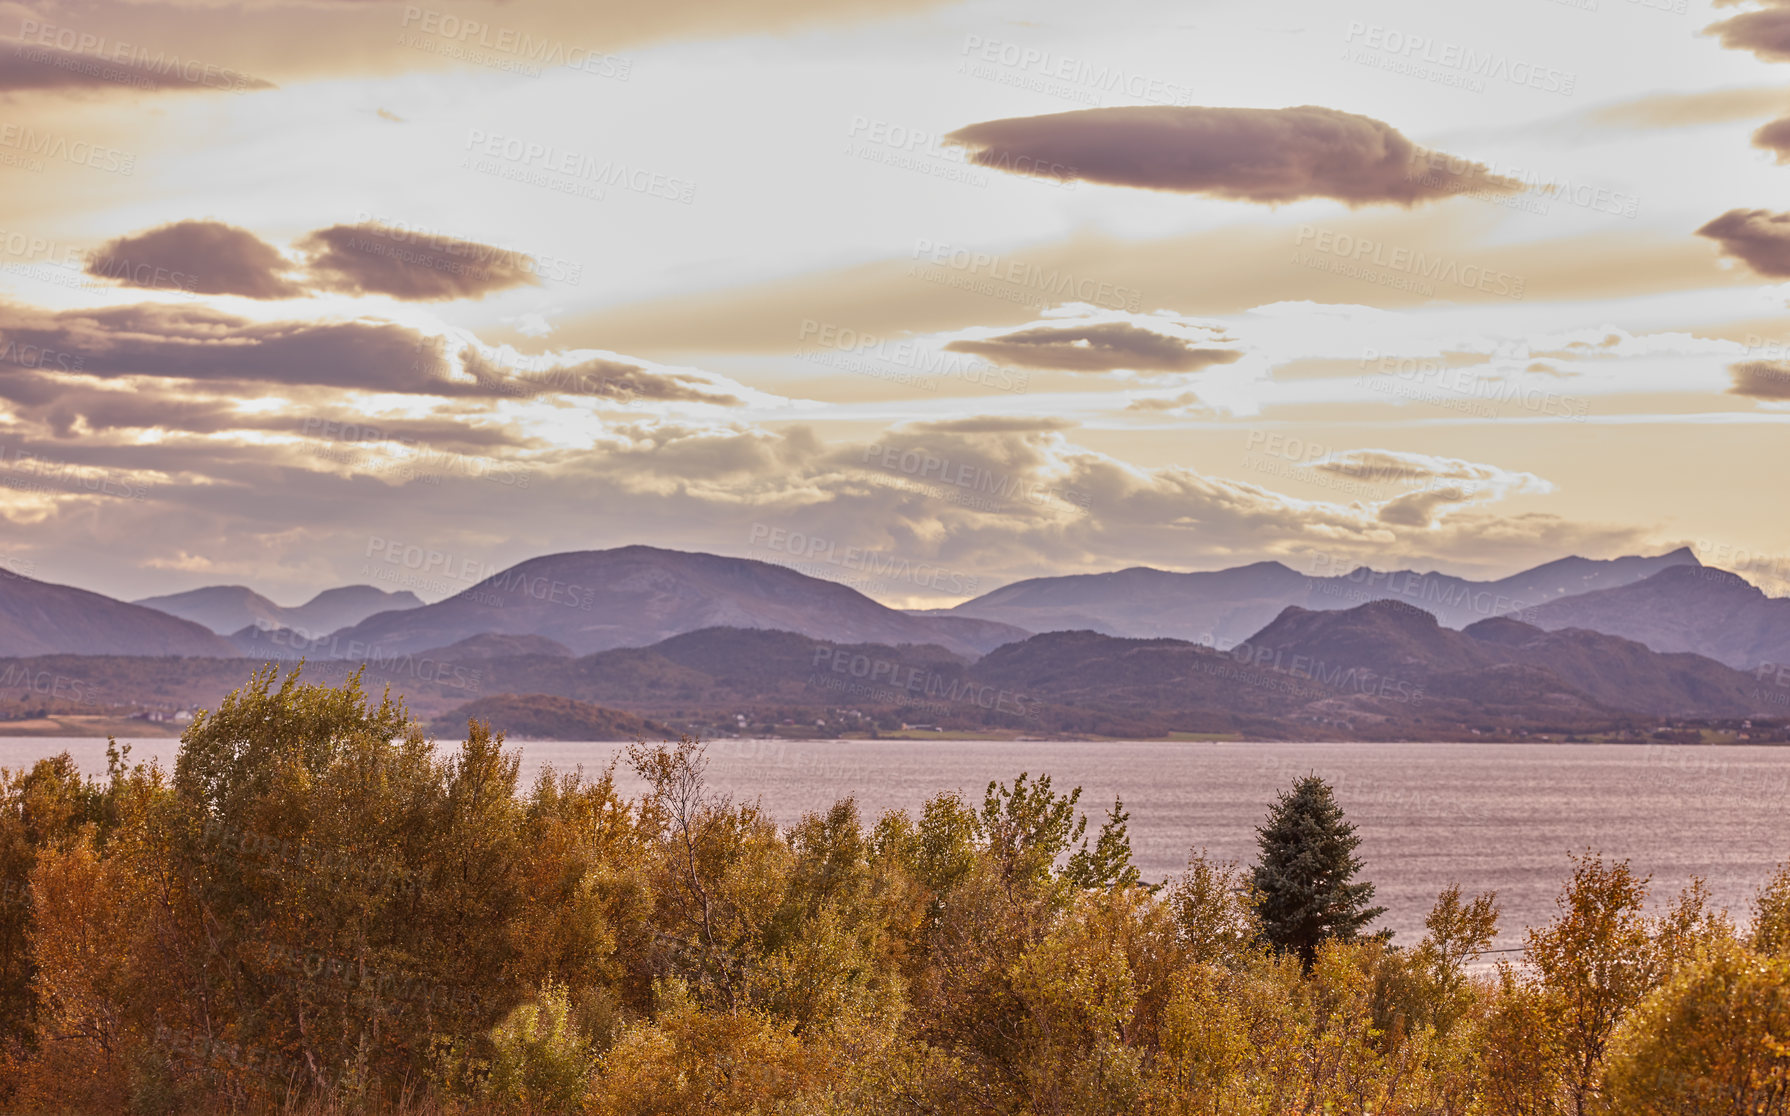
[1730,360,1790,399]
[1706,4,1790,62]
[1696,208,1790,276]
[0,302,462,394]
[945,322,1242,373]
[0,302,745,416]
[0,42,274,95]
[80,219,548,303]
[459,350,741,405]
[300,223,543,301]
[944,105,1524,205]
[1754,117,1790,163]
[86,221,302,299]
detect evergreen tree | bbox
[1250,775,1386,970]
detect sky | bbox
[3,0,1790,608]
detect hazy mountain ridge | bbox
[4,596,1778,739]
[0,571,237,658]
[134,583,423,637]
[1240,600,1768,717]
[1519,564,1790,671]
[315,546,1029,659]
[939,548,1704,645]
[5,545,1780,686]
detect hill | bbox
[0,571,236,658]
[135,583,422,637]
[1518,564,1790,671]
[1240,600,1768,718]
[938,548,1702,645]
[428,694,673,741]
[2,600,1780,739]
[318,546,1029,659]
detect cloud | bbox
[0,302,465,394]
[459,349,742,405]
[85,221,302,299]
[1696,208,1790,277]
[943,105,1524,205]
[0,301,759,413]
[944,321,1242,373]
[1587,86,1789,129]
[1730,360,1790,398]
[1706,3,1790,62]
[299,223,544,301]
[1755,117,1790,163]
[560,214,1734,356]
[80,219,549,302]
[909,416,1077,434]
[1125,391,1213,414]
[0,42,274,95]
[1308,450,1552,527]
[0,371,1627,613]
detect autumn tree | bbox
[1601,939,1790,1115]
[1066,797,1143,892]
[1752,862,1790,957]
[1524,853,1662,1116]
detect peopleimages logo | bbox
[958,35,1195,108]
[748,523,982,595]
[1356,351,1588,421]
[1221,639,1426,705]
[861,444,1092,510]
[1341,22,1577,97]
[464,130,696,204]
[1294,226,1525,300]
[16,18,260,92]
[1307,552,1541,623]
[797,319,1029,393]
[810,647,1033,718]
[909,239,1142,312]
[399,6,631,79]
[0,123,135,175]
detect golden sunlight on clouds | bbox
[1,0,1788,605]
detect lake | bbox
[9,735,1787,949]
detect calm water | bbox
[10,736,1789,949]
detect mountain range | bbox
[931,548,1703,646]
[270,547,1027,659]
[6,544,1790,739]
[132,584,422,638]
[1521,563,1790,671]
[4,600,1781,741]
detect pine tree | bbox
[1250,774,1386,971]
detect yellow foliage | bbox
[1600,940,1790,1116]
[1,671,1785,1116]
